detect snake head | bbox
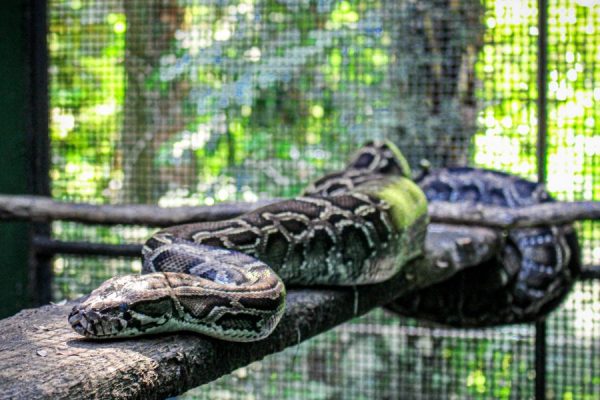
[69,268,287,341]
[68,273,177,339]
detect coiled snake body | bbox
[69,141,429,341]
[69,143,580,340]
[387,167,581,326]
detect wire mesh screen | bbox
[47,0,598,399]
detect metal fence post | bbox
[25,0,52,306]
[0,0,31,318]
[535,0,549,399]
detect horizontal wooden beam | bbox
[0,224,503,399]
[428,200,600,229]
[0,194,277,227]
[0,260,433,399]
[0,194,598,228]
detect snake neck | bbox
[70,140,428,341]
[303,140,413,197]
[375,177,428,231]
[149,141,428,286]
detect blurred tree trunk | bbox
[392,0,485,167]
[120,0,485,203]
[121,0,187,204]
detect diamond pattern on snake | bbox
[69,141,429,341]
[386,167,580,327]
[68,141,580,340]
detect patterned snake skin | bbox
[386,167,581,327]
[69,141,429,341]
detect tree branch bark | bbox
[0,225,501,399]
[0,195,277,226]
[428,200,600,228]
[0,194,597,228]
[0,260,434,399]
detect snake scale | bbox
[387,167,580,326]
[69,141,429,341]
[69,141,580,340]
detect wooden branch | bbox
[0,194,598,228]
[0,261,428,399]
[428,200,600,228]
[0,195,277,227]
[0,226,499,399]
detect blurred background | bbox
[0,0,598,398]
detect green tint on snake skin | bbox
[365,140,428,230]
[69,141,430,341]
[377,177,428,230]
[382,140,412,178]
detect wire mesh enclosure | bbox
[46,0,598,398]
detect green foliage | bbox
[50,0,485,206]
[49,2,126,202]
[473,1,600,198]
[48,0,599,399]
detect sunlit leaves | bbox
[107,13,126,34]
[49,1,125,202]
[474,0,599,196]
[310,105,325,118]
[329,1,360,28]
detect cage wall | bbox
[47,0,599,399]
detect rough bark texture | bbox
[0,194,598,228]
[0,265,422,399]
[428,201,600,228]
[0,226,500,399]
[0,194,276,226]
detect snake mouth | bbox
[68,307,127,338]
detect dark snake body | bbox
[69,143,580,339]
[387,167,581,327]
[69,142,429,341]
[147,142,429,288]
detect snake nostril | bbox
[68,311,81,326]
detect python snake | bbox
[387,167,580,326]
[69,142,580,339]
[69,141,429,341]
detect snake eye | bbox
[119,303,129,312]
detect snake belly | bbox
[69,141,429,341]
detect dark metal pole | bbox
[535,320,547,400]
[580,265,600,280]
[536,0,548,184]
[0,0,33,317]
[25,0,52,306]
[535,0,549,399]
